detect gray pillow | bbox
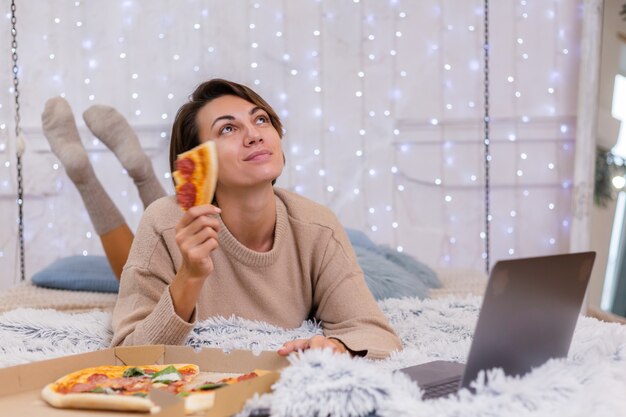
[346,228,440,300]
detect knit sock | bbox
[41,97,125,235]
[83,105,166,208]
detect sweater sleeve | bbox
[313,226,403,359]
[110,205,197,347]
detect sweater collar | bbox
[217,194,287,267]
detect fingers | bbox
[277,339,309,356]
[277,336,348,356]
[175,204,222,279]
[184,236,219,265]
[176,204,221,232]
[307,335,332,350]
[175,205,221,253]
[308,336,347,353]
[177,222,219,255]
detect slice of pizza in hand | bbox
[173,141,218,211]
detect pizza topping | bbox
[176,157,195,179]
[150,365,182,384]
[116,377,150,392]
[123,367,146,378]
[172,141,218,211]
[179,367,198,377]
[176,182,197,210]
[68,383,98,393]
[87,373,109,383]
[219,371,260,384]
[165,381,186,394]
[195,382,226,391]
[88,386,116,395]
[235,372,259,382]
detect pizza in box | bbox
[41,363,269,414]
[173,141,218,210]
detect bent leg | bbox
[42,97,129,280]
[100,225,134,279]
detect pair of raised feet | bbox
[41,98,166,236]
[41,97,152,186]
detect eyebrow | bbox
[210,106,264,130]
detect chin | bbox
[262,165,284,183]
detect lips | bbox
[244,149,272,161]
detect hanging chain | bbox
[483,0,491,274]
[10,0,26,282]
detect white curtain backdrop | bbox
[0,0,582,289]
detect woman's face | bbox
[196,94,283,190]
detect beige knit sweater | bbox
[111,188,402,359]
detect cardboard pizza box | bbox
[0,345,289,417]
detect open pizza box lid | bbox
[0,345,289,417]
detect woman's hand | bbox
[175,204,222,280]
[170,204,221,322]
[278,335,348,356]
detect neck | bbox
[215,184,276,252]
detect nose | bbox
[244,123,263,146]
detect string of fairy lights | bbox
[0,0,583,283]
[357,1,369,234]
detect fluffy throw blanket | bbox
[1,296,625,417]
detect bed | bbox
[1,252,623,416]
[0,288,624,417]
[0,282,118,313]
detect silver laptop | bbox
[400,252,596,399]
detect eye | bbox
[256,115,268,125]
[219,125,234,135]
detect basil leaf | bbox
[151,365,179,378]
[132,392,148,398]
[151,365,182,383]
[178,391,191,397]
[196,383,226,391]
[123,367,146,378]
[88,387,106,394]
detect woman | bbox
[108,78,401,358]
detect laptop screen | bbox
[460,252,595,388]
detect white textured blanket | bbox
[1,296,625,417]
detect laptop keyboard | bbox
[423,377,461,399]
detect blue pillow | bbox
[345,228,379,251]
[346,228,440,300]
[31,255,119,293]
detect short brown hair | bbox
[169,79,283,182]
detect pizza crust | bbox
[41,383,158,413]
[184,391,216,414]
[42,382,217,415]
